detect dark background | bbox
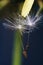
[0,0,43,65]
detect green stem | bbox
[12,30,22,65]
